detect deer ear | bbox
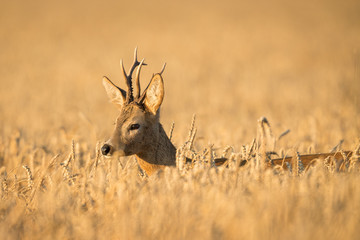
[102,76,126,109]
[144,74,164,115]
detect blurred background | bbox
[0,0,359,153]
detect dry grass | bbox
[1,0,360,239]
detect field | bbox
[1,0,360,239]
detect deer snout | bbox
[101,144,112,156]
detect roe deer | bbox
[101,49,176,176]
[100,49,356,175]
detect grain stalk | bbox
[22,165,34,190]
[169,121,175,141]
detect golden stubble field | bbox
[0,0,360,239]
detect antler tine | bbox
[120,59,134,102]
[134,58,145,100]
[120,59,127,81]
[128,48,147,73]
[134,47,138,63]
[159,62,166,75]
[128,47,139,77]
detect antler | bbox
[119,48,165,104]
[120,47,146,103]
[159,63,166,75]
[134,58,145,100]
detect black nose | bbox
[101,144,111,155]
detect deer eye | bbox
[129,124,140,131]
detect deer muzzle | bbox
[101,141,126,157]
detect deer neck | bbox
[135,123,176,176]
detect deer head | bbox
[101,48,166,158]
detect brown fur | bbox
[136,123,176,175]
[111,103,176,175]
